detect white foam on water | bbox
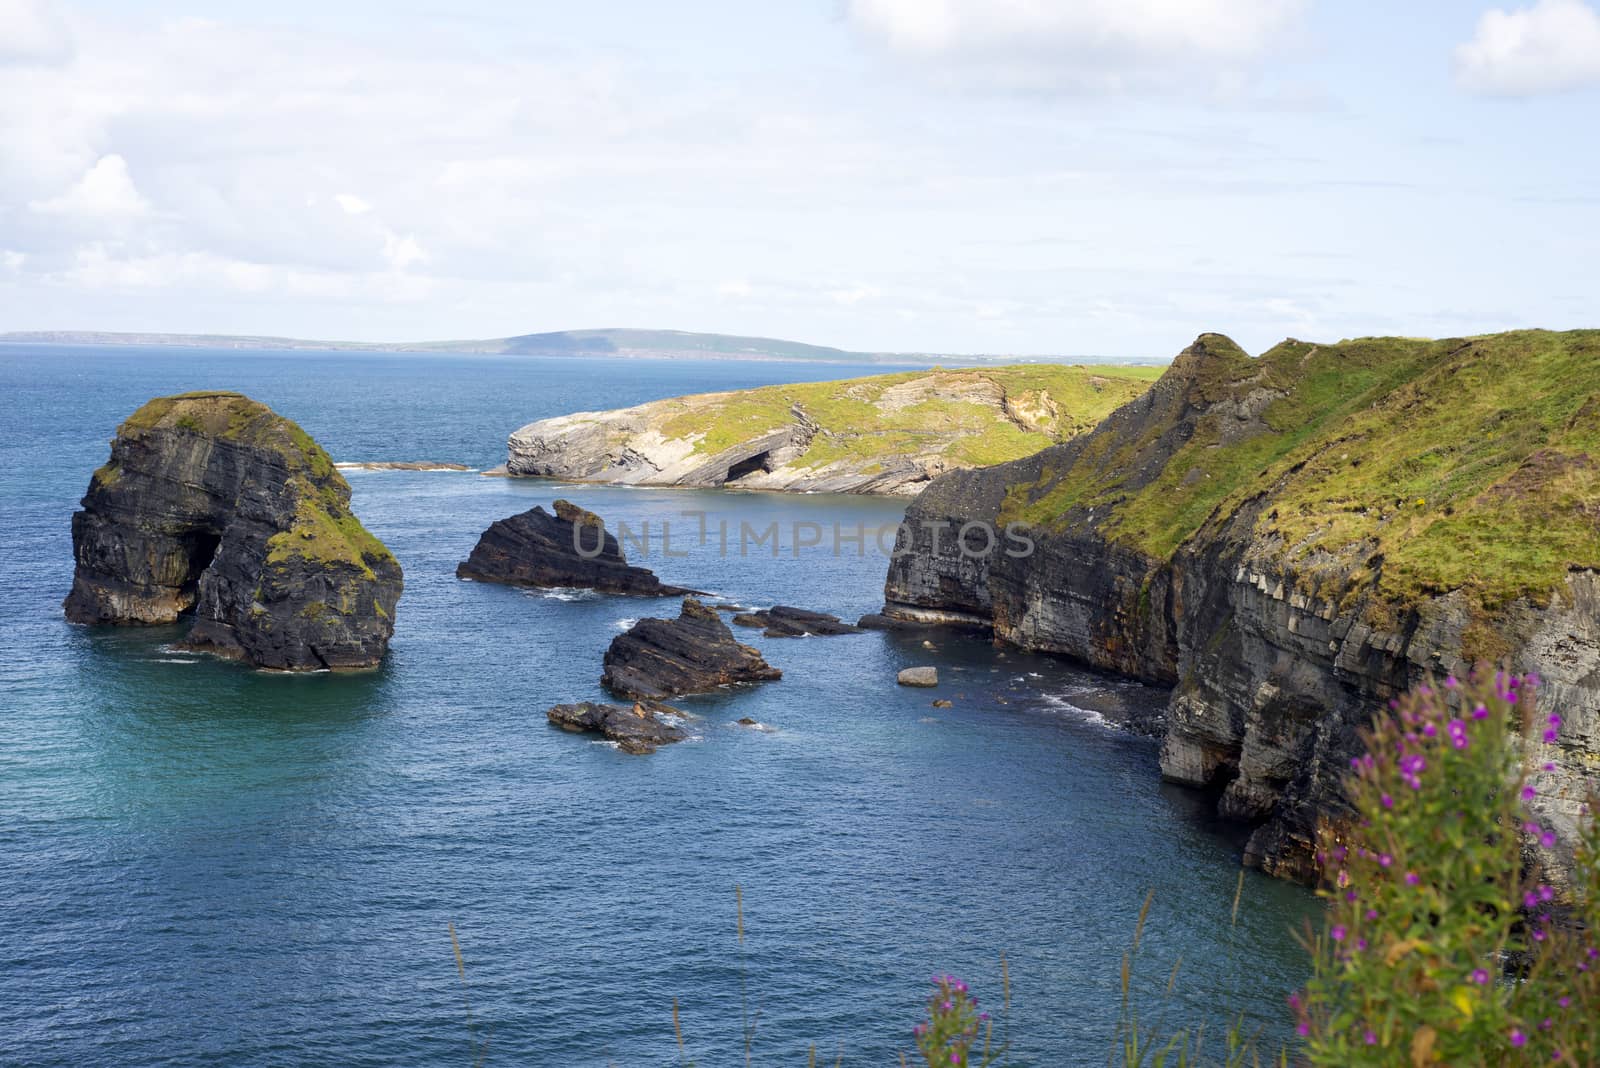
[1036,692,1110,728]
[529,587,599,603]
[614,618,639,630]
[147,657,199,664]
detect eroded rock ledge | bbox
[881,329,1600,885]
[64,391,402,670]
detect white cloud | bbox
[1,249,24,271]
[830,285,881,306]
[717,279,753,298]
[381,231,427,270]
[58,243,434,303]
[334,193,373,215]
[1455,0,1600,95]
[847,0,1306,88]
[0,0,71,65]
[28,154,149,217]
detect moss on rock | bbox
[1001,328,1600,617]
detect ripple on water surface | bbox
[0,346,1315,1067]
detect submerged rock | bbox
[546,700,687,754]
[602,598,782,699]
[456,499,694,596]
[732,605,862,637]
[898,667,939,687]
[63,391,402,670]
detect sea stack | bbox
[457,499,693,596]
[64,391,403,670]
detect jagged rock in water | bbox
[63,391,402,670]
[601,598,782,699]
[898,667,939,687]
[546,700,687,754]
[456,499,694,596]
[879,329,1600,887]
[730,605,862,637]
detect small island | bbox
[63,391,403,670]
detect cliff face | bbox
[885,330,1600,884]
[64,391,403,670]
[504,364,1159,496]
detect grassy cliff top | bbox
[119,391,397,577]
[1003,329,1600,614]
[647,363,1162,469]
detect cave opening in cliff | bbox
[177,530,223,612]
[725,451,773,482]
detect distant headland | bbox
[0,326,1164,367]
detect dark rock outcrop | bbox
[881,330,1600,885]
[602,598,782,699]
[546,700,688,754]
[729,605,862,637]
[456,499,694,596]
[64,391,402,670]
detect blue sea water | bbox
[0,346,1314,1066]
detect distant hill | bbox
[0,327,1162,367]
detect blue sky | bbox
[1,0,1597,357]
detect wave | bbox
[1035,692,1109,728]
[527,587,600,603]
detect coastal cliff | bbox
[64,391,403,670]
[884,329,1600,883]
[503,364,1159,496]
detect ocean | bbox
[0,345,1313,1066]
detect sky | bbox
[0,0,1597,359]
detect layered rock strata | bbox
[546,700,688,754]
[602,598,782,699]
[730,605,863,637]
[882,330,1600,884]
[456,499,693,596]
[64,391,402,670]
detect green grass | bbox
[1002,329,1600,616]
[122,390,397,579]
[653,364,1159,470]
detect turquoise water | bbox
[0,346,1313,1066]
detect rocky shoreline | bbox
[879,329,1600,885]
[500,364,1156,497]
